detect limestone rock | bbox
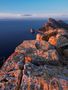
[15,40,37,53]
[43,49,60,65]
[1,52,25,72]
[0,18,68,90]
[48,36,57,46]
[57,29,68,36]
[56,36,68,48]
[35,40,55,50]
[0,70,21,90]
[20,63,68,90]
[36,33,43,41]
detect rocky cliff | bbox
[0,18,68,90]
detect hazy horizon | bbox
[0,0,68,19]
[0,13,68,19]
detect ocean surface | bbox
[0,18,68,65]
[0,18,48,60]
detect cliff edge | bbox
[0,18,68,90]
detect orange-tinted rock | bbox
[41,49,60,65]
[36,33,43,41]
[1,52,25,72]
[48,36,57,46]
[35,40,54,50]
[25,56,32,63]
[20,74,49,90]
[41,29,57,41]
[0,70,21,90]
[15,40,37,53]
[0,18,68,90]
[49,78,68,90]
[20,63,68,90]
[59,79,68,90]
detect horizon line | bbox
[0,13,68,19]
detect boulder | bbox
[43,49,60,64]
[29,49,60,65]
[56,36,68,48]
[35,40,55,50]
[36,33,43,41]
[48,36,57,46]
[40,29,57,41]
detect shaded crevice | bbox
[17,69,23,90]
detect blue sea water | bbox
[0,18,48,60]
[0,18,68,65]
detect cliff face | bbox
[0,18,68,90]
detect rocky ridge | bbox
[0,18,68,90]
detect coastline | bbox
[0,18,68,90]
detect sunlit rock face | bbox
[48,36,57,46]
[20,63,68,90]
[0,18,68,90]
[15,40,59,65]
[36,34,43,41]
[1,52,25,72]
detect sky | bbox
[0,0,68,17]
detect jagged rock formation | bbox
[0,18,68,90]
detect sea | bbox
[0,18,68,66]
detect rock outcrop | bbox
[0,18,68,90]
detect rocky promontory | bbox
[0,18,68,90]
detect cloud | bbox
[0,13,68,19]
[0,13,22,19]
[32,13,68,18]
